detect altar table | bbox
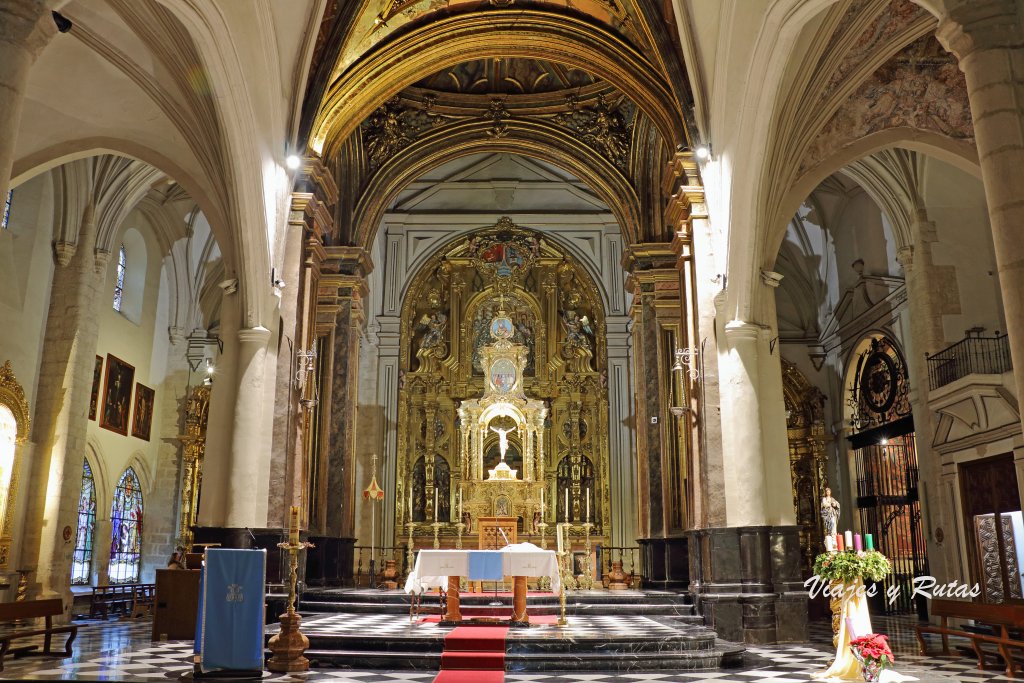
[404,544,559,624]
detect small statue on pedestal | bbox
[821,487,840,552]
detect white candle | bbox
[540,487,545,511]
[845,530,853,549]
[434,489,439,522]
[458,488,463,517]
[586,489,591,522]
[565,489,569,520]
[409,487,413,520]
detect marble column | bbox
[320,248,369,539]
[938,1,1024,421]
[223,326,273,528]
[22,206,107,611]
[0,0,53,202]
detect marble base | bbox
[687,525,808,645]
[638,536,690,589]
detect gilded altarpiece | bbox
[395,219,611,546]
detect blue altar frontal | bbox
[195,548,266,674]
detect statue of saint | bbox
[490,424,517,459]
[821,487,840,550]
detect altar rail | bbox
[353,545,401,587]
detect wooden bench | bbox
[88,584,155,619]
[0,599,77,671]
[917,599,1024,677]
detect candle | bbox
[865,534,874,551]
[434,488,438,522]
[854,534,863,552]
[458,488,463,517]
[289,505,299,545]
[845,530,853,550]
[836,533,844,552]
[565,489,569,520]
[409,487,413,520]
[586,489,591,522]
[541,486,545,510]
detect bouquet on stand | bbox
[849,633,895,682]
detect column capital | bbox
[0,0,55,58]
[936,0,1024,62]
[724,320,763,341]
[896,245,915,270]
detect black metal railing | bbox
[927,334,1012,390]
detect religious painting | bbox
[88,356,102,421]
[489,358,517,394]
[489,315,514,340]
[494,495,511,518]
[471,298,536,375]
[100,354,135,436]
[131,383,155,441]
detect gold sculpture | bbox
[395,220,610,551]
[176,384,210,552]
[0,361,30,570]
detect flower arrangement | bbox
[813,549,892,583]
[850,633,894,682]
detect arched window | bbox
[71,459,97,585]
[1,190,11,230]
[108,467,143,584]
[112,244,127,312]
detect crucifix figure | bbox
[490,424,517,459]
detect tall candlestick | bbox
[434,489,438,522]
[565,489,569,520]
[409,487,413,520]
[458,488,463,517]
[845,530,853,550]
[541,486,545,510]
[586,489,591,522]
[289,505,299,545]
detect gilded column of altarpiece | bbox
[394,219,611,547]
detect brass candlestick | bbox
[267,531,315,672]
[555,522,574,626]
[431,521,442,549]
[579,522,594,590]
[455,522,465,549]
[405,522,416,576]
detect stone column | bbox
[319,247,369,539]
[268,158,334,530]
[22,206,107,611]
[0,0,54,201]
[222,326,273,529]
[92,516,111,586]
[605,316,637,549]
[938,1,1024,418]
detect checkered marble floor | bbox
[0,614,1014,682]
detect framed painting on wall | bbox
[131,383,155,441]
[100,354,134,436]
[88,355,103,421]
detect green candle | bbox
[865,534,874,551]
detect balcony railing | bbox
[927,334,1012,391]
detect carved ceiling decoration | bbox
[359,86,637,172]
[414,58,598,95]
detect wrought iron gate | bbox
[853,434,929,616]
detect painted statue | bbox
[821,487,840,551]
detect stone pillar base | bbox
[688,525,808,644]
[637,536,689,589]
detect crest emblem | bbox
[226,584,244,603]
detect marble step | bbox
[303,649,441,670]
[505,646,746,672]
[298,599,699,619]
[300,589,694,606]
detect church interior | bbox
[0,0,1023,681]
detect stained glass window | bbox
[1,190,11,230]
[71,459,97,585]
[108,467,143,584]
[113,244,126,311]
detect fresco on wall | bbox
[100,354,135,436]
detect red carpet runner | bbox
[433,625,508,683]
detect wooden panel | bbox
[0,598,62,620]
[478,516,517,549]
[152,569,200,641]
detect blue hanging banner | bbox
[198,548,266,673]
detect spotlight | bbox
[52,11,72,33]
[694,144,711,161]
[880,438,888,445]
[205,359,215,375]
[285,154,301,170]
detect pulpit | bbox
[478,517,517,549]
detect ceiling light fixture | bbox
[285,154,301,170]
[694,144,712,162]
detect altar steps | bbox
[299,588,702,620]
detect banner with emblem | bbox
[198,548,266,673]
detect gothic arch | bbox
[310,10,686,156]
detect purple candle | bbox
[854,533,863,552]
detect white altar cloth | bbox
[404,543,560,594]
